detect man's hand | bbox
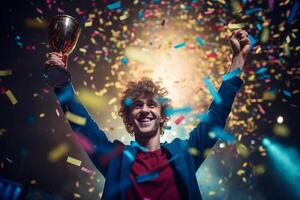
[228,30,250,73]
[44,52,68,69]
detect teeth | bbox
[138,118,152,122]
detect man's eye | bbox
[133,104,142,109]
[148,102,157,108]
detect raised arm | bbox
[45,52,121,177]
[187,30,250,171]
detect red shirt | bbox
[126,148,182,200]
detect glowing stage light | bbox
[262,137,300,199]
[276,116,284,123]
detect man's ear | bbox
[160,116,166,123]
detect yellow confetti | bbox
[228,23,246,29]
[0,70,12,76]
[108,97,117,105]
[5,90,18,105]
[236,143,250,157]
[208,191,216,196]
[252,164,266,176]
[273,124,290,137]
[65,111,87,126]
[48,143,69,162]
[79,48,87,53]
[237,169,245,176]
[85,21,93,27]
[188,147,200,156]
[66,156,82,166]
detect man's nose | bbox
[140,104,150,113]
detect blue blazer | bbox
[55,76,243,200]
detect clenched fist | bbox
[230,29,250,59]
[228,30,251,73]
[44,52,68,69]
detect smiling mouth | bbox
[137,118,153,122]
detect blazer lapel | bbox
[120,145,137,200]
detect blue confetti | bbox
[283,90,292,97]
[222,68,241,81]
[123,97,133,106]
[210,127,236,144]
[123,150,134,162]
[136,171,159,183]
[288,0,300,24]
[256,23,262,31]
[256,67,267,74]
[196,37,205,46]
[121,57,128,65]
[107,2,121,10]
[248,34,257,49]
[203,77,222,104]
[174,42,186,49]
[131,141,148,152]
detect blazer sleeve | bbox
[54,83,120,177]
[187,76,243,171]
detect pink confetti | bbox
[36,8,44,14]
[175,115,185,125]
[55,109,60,116]
[80,166,95,175]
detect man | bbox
[45,29,250,200]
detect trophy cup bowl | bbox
[44,14,81,88]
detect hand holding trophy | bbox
[44,14,81,88]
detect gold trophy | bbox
[44,14,81,87]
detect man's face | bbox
[130,96,164,137]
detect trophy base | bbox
[43,66,71,88]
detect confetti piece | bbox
[131,141,148,152]
[136,171,159,183]
[74,133,95,153]
[107,2,121,10]
[188,147,200,156]
[85,21,93,27]
[273,124,290,137]
[65,111,87,126]
[209,127,236,144]
[256,67,267,74]
[236,143,250,157]
[123,97,133,106]
[66,156,82,166]
[228,23,246,29]
[123,150,134,162]
[5,89,18,105]
[196,37,205,46]
[248,34,257,49]
[0,69,13,76]
[283,90,292,97]
[164,126,172,130]
[203,77,222,104]
[174,42,186,48]
[222,68,241,81]
[80,166,95,175]
[48,143,69,162]
[252,164,266,176]
[121,57,129,64]
[288,0,300,24]
[174,115,185,125]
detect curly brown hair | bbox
[118,77,171,136]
